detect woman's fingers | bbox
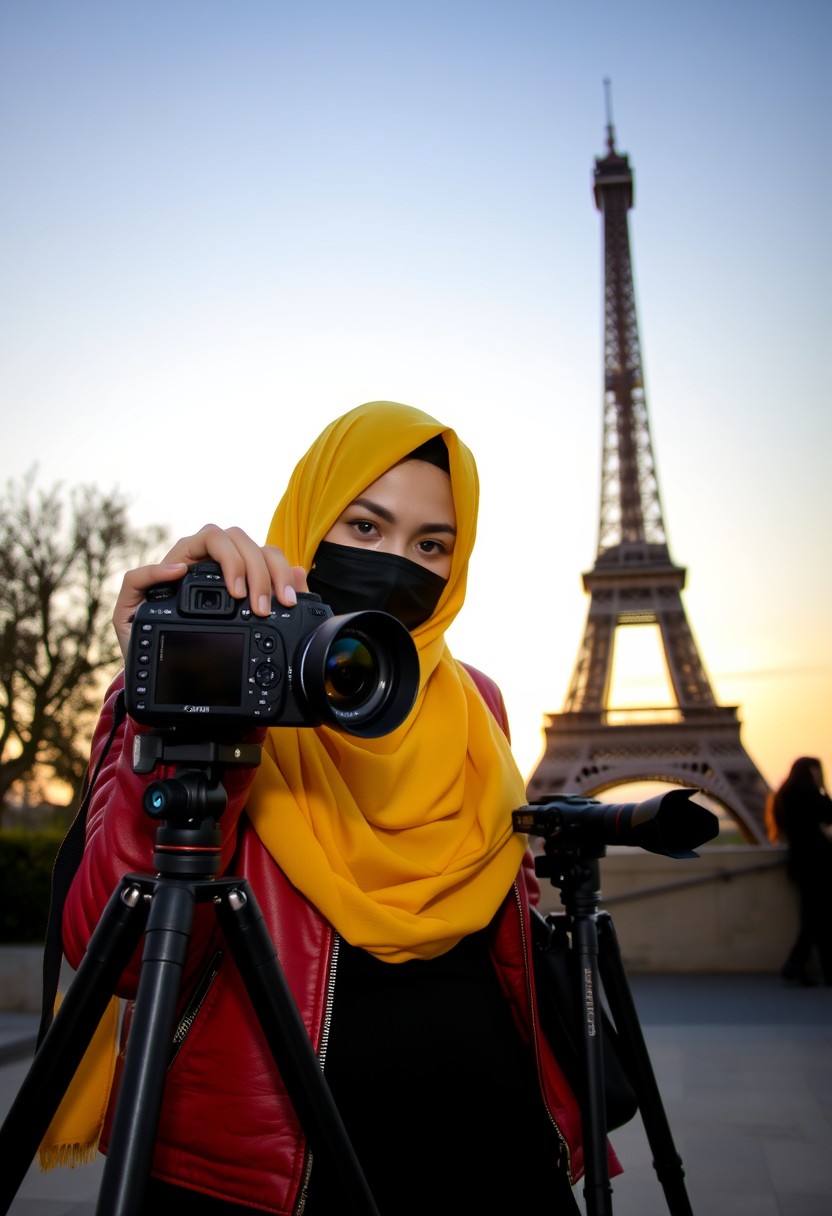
[162,525,305,613]
[112,561,188,660]
[113,527,310,662]
[289,564,310,595]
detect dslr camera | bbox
[125,561,420,738]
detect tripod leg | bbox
[571,908,615,1216]
[96,881,197,1216]
[0,878,149,1216]
[214,881,381,1216]
[597,912,693,1216]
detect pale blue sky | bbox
[2,0,830,790]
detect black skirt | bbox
[304,930,580,1215]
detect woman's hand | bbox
[112,524,309,661]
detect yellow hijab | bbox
[245,401,527,961]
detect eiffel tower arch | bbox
[527,92,771,843]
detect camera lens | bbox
[324,634,377,707]
[298,609,419,737]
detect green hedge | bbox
[0,829,64,943]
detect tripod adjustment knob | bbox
[145,779,193,818]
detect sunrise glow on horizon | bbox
[2,2,829,808]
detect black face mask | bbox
[307,542,447,630]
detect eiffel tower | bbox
[527,93,770,842]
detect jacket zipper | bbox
[298,903,570,1204]
[295,930,339,1215]
[168,948,224,1067]
[515,884,574,1183]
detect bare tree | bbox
[0,469,167,808]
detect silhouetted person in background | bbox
[767,757,832,986]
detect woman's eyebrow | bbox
[348,497,456,536]
[419,521,457,537]
[349,496,395,523]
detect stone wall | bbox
[0,846,801,1010]
[537,844,796,973]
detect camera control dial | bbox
[254,662,280,689]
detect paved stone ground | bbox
[1,973,831,1214]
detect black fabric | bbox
[37,689,127,1047]
[304,932,580,1216]
[407,434,450,472]
[531,908,638,1132]
[308,541,446,630]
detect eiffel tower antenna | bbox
[527,92,771,841]
[603,76,615,152]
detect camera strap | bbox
[37,689,127,1048]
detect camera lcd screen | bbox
[156,629,245,707]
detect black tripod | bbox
[535,845,693,1216]
[0,736,380,1216]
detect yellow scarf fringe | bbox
[38,992,120,1171]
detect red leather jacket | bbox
[64,673,595,1212]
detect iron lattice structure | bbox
[527,111,771,842]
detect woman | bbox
[61,401,603,1213]
[769,756,832,986]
